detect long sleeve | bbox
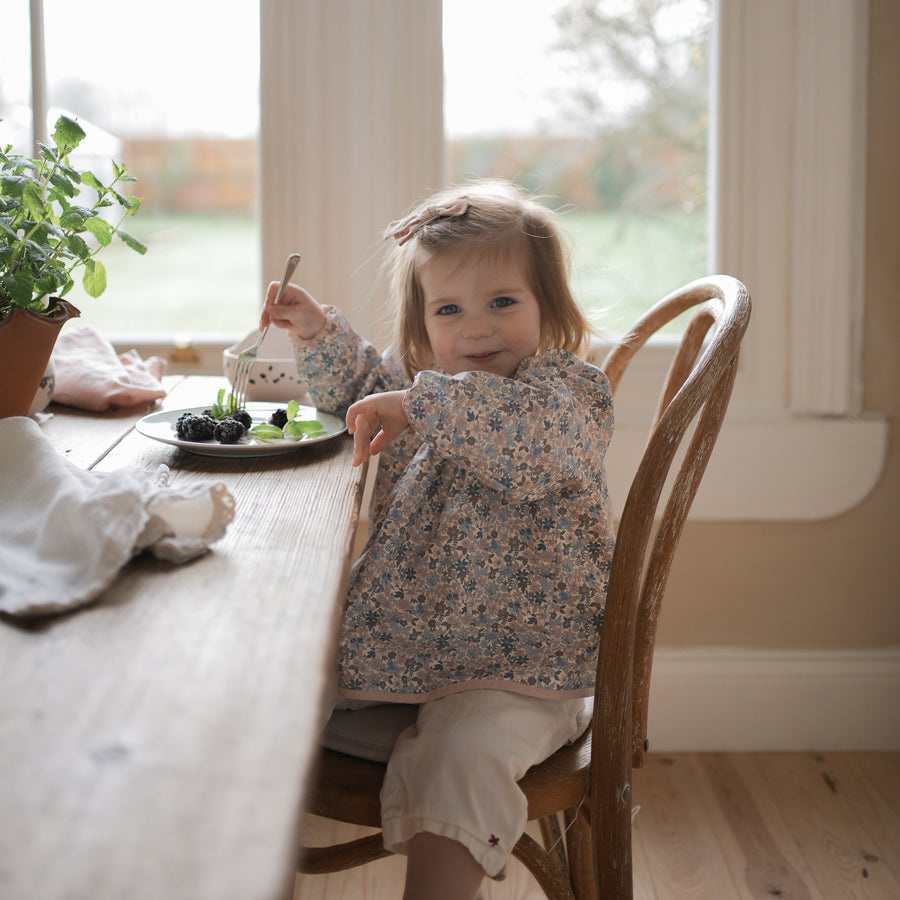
[291,307,409,417]
[403,350,612,501]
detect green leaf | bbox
[59,206,94,230]
[209,388,239,419]
[283,419,324,440]
[52,116,86,154]
[48,170,79,198]
[37,143,57,164]
[1,174,28,198]
[80,171,103,190]
[115,228,148,254]
[85,216,113,247]
[82,258,107,298]
[65,233,92,260]
[1,270,33,305]
[58,164,82,184]
[22,181,45,217]
[249,423,285,442]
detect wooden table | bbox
[0,376,367,900]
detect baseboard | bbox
[645,647,900,752]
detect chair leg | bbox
[563,807,596,900]
[512,831,576,900]
[538,813,569,874]
[298,833,392,875]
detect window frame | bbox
[261,0,886,521]
[27,0,888,519]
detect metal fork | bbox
[230,252,301,411]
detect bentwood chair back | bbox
[298,275,752,899]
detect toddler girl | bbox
[261,180,615,900]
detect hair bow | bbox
[384,198,470,245]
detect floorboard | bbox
[293,752,900,899]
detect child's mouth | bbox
[466,351,500,362]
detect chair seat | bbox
[520,726,592,820]
[307,725,593,831]
[307,749,387,828]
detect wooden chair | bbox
[297,275,752,899]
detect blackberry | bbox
[176,413,216,442]
[268,408,289,428]
[214,417,246,444]
[231,408,253,432]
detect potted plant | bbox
[0,114,146,417]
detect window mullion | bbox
[259,0,443,352]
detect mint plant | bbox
[0,114,146,319]
[251,399,325,442]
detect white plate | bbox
[136,402,346,458]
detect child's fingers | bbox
[348,412,373,467]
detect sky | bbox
[442,0,573,136]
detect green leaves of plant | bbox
[1,114,146,315]
[249,398,325,442]
[82,259,107,298]
[209,388,237,419]
[51,116,86,154]
[283,418,325,440]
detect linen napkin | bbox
[0,417,235,618]
[51,325,167,412]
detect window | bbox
[443,0,712,336]
[3,0,260,339]
[11,0,886,518]
[262,0,885,520]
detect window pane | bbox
[38,0,260,338]
[443,0,711,334]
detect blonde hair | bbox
[386,180,592,379]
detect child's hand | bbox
[260,282,327,340]
[346,391,410,467]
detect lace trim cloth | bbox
[0,417,235,618]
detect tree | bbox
[550,0,711,211]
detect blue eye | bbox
[437,304,460,315]
[492,296,515,308]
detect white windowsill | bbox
[604,413,890,522]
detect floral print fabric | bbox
[293,307,615,701]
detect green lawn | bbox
[564,208,709,335]
[68,209,707,340]
[66,213,261,337]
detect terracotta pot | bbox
[0,299,81,418]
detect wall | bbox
[646,0,899,751]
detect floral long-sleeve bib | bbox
[293,308,615,702]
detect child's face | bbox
[418,244,542,378]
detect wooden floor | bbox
[293,752,900,899]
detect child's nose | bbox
[462,314,492,339]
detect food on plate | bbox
[213,417,246,444]
[175,412,216,442]
[172,393,325,446]
[250,399,325,443]
[231,409,253,431]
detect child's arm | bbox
[404,353,613,498]
[263,289,408,417]
[345,390,410,467]
[259,281,327,340]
